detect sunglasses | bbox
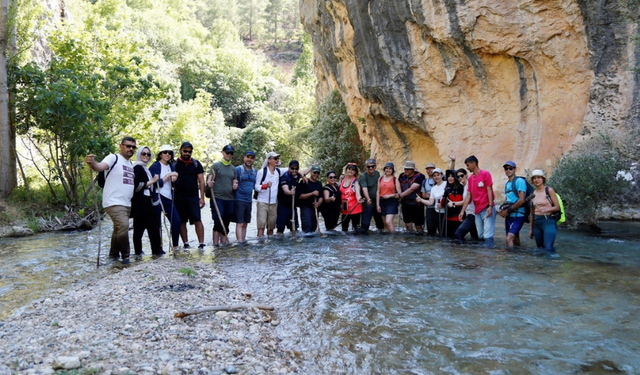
[140,152,151,157]
[457,174,465,179]
[504,167,514,171]
[290,168,299,171]
[225,151,234,155]
[312,171,320,174]
[270,157,280,160]
[366,165,375,169]
[182,150,192,154]
[122,144,137,150]
[161,150,173,155]
[328,176,336,179]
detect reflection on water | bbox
[1,219,639,373]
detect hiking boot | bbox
[198,243,206,250]
[183,243,191,249]
[121,258,130,265]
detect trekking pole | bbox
[291,187,296,238]
[156,182,172,252]
[336,201,362,228]
[90,168,102,267]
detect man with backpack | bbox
[498,160,528,248]
[234,150,257,244]
[85,136,137,264]
[254,152,283,240]
[207,145,238,247]
[174,141,206,250]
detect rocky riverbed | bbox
[0,258,299,375]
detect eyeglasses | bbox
[225,151,234,155]
[141,152,151,157]
[290,167,299,171]
[366,165,375,169]
[457,174,465,179]
[504,167,514,171]
[122,144,137,150]
[328,176,336,179]
[161,151,173,155]
[182,150,192,154]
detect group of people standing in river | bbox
[85,138,562,264]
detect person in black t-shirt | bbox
[174,141,206,249]
[298,164,324,233]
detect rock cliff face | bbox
[301,0,639,179]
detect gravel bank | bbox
[0,258,299,374]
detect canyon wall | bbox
[301,0,639,180]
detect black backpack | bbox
[253,167,281,199]
[507,176,535,223]
[97,155,118,189]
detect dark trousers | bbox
[360,204,384,233]
[455,213,479,241]
[277,205,299,233]
[341,213,361,232]
[160,195,181,247]
[321,207,340,231]
[133,199,162,255]
[211,197,234,234]
[300,206,317,233]
[425,207,439,236]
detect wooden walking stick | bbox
[209,169,229,244]
[314,196,321,236]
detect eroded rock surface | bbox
[302,0,638,177]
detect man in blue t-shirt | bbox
[234,150,257,243]
[498,160,526,247]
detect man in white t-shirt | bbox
[85,137,136,264]
[254,152,283,239]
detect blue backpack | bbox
[507,176,535,223]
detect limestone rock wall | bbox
[301,0,639,180]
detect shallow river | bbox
[1,218,639,374]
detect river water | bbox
[1,218,639,374]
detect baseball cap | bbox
[180,141,193,150]
[503,160,516,168]
[289,160,300,167]
[244,150,255,157]
[222,145,235,153]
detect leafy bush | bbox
[548,133,638,226]
[303,90,368,174]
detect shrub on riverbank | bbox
[548,132,639,227]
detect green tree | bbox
[305,89,367,173]
[10,27,162,207]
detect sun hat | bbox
[159,144,173,153]
[425,163,436,169]
[265,151,280,159]
[402,161,417,170]
[530,169,546,181]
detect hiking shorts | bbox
[505,215,526,236]
[401,203,424,225]
[175,194,201,225]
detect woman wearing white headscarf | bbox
[131,146,163,256]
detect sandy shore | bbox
[0,258,299,374]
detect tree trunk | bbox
[0,0,17,198]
